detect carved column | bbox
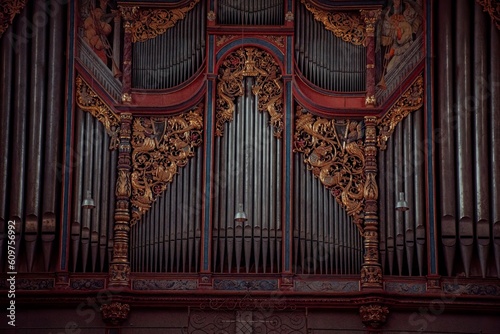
[109,112,132,287]
[361,116,382,289]
[361,10,381,107]
[119,7,138,104]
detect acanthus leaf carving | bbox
[121,0,200,43]
[294,106,365,233]
[476,0,500,30]
[216,47,283,138]
[76,75,120,150]
[377,74,424,150]
[359,304,389,328]
[130,104,204,223]
[300,0,366,46]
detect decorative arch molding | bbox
[294,105,366,232]
[130,104,204,223]
[215,47,284,138]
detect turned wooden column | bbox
[119,6,138,104]
[109,112,133,287]
[361,116,382,289]
[361,9,381,107]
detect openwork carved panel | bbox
[216,47,283,138]
[294,106,365,232]
[130,104,203,223]
[377,74,424,150]
[300,0,366,46]
[121,0,200,43]
[0,0,27,37]
[477,0,500,30]
[75,75,120,150]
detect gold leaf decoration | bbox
[377,74,424,150]
[294,106,365,233]
[75,75,120,150]
[300,0,366,46]
[216,47,283,138]
[0,0,27,38]
[130,104,203,223]
[123,0,200,43]
[476,0,500,30]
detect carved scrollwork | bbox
[377,74,424,150]
[76,75,120,150]
[0,0,27,38]
[477,0,500,30]
[294,106,365,232]
[359,304,389,328]
[216,47,283,138]
[121,0,199,43]
[300,0,366,46]
[130,104,203,223]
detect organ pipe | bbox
[218,0,284,25]
[492,15,500,279]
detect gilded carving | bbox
[377,74,424,150]
[116,170,131,197]
[121,0,200,43]
[263,35,285,48]
[294,106,365,232]
[216,47,283,137]
[477,0,500,30]
[109,263,130,283]
[359,304,389,328]
[101,302,130,325]
[300,0,366,46]
[76,76,120,150]
[130,104,203,223]
[216,34,238,47]
[360,266,382,285]
[0,0,27,38]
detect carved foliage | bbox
[300,0,366,46]
[101,302,130,325]
[0,0,27,37]
[122,0,200,42]
[477,0,500,30]
[130,105,203,222]
[294,107,365,232]
[359,304,389,328]
[216,47,283,137]
[377,74,424,150]
[76,75,120,150]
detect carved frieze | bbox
[130,104,203,222]
[294,107,365,232]
[216,47,283,138]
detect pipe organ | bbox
[1,0,500,332]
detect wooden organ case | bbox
[1,0,500,333]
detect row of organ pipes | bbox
[217,0,284,25]
[70,109,116,273]
[295,2,366,92]
[132,1,206,90]
[131,147,203,273]
[212,78,283,274]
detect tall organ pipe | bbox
[437,0,456,277]
[492,18,500,278]
[456,0,474,277]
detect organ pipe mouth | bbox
[234,203,248,222]
[396,192,409,212]
[82,190,96,209]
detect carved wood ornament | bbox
[0,0,27,37]
[216,47,283,138]
[477,0,500,29]
[294,106,366,233]
[130,105,204,223]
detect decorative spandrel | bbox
[75,75,120,150]
[131,104,203,223]
[216,47,283,138]
[294,106,366,232]
[377,74,424,150]
[300,0,366,46]
[120,0,200,43]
